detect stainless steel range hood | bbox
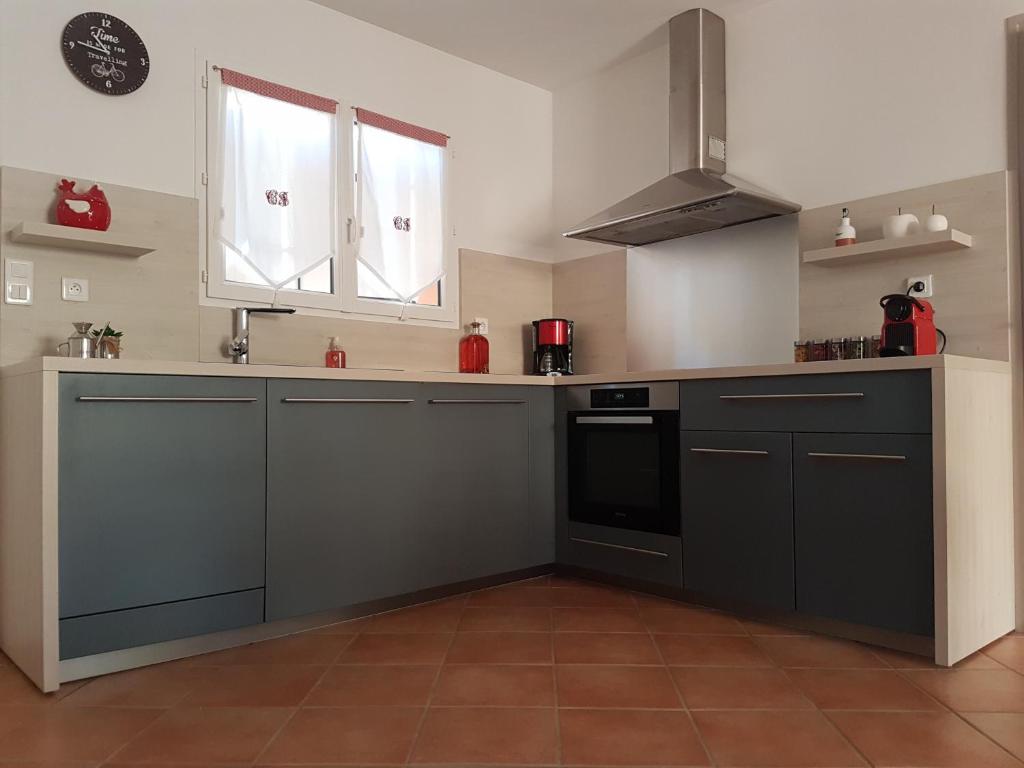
[562,8,799,247]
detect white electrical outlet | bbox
[906,274,934,298]
[474,317,489,334]
[61,277,90,302]
[5,259,33,305]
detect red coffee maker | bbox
[532,318,574,375]
[879,294,938,356]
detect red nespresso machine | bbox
[532,318,574,375]
[879,293,938,356]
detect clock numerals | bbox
[140,57,147,66]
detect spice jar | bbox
[793,340,810,363]
[811,339,829,362]
[829,337,847,360]
[845,336,865,360]
[868,335,881,358]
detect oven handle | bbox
[570,537,670,558]
[574,415,654,425]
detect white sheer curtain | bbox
[215,70,337,289]
[356,114,446,305]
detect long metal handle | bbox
[689,447,769,456]
[807,451,907,461]
[575,415,653,425]
[281,398,414,404]
[570,537,670,558]
[428,399,526,405]
[719,392,865,400]
[77,396,259,403]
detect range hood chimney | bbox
[562,8,799,247]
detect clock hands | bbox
[77,39,110,55]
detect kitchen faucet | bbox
[229,307,296,364]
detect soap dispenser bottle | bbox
[325,337,346,368]
[835,207,857,246]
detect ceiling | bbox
[312,0,767,90]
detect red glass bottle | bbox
[459,322,489,374]
[325,337,346,368]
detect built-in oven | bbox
[567,382,680,536]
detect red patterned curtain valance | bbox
[355,107,448,148]
[217,67,337,114]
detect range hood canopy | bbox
[562,8,799,247]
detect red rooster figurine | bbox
[55,179,111,231]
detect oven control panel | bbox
[591,387,649,409]
[567,382,679,412]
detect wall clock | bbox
[61,12,149,96]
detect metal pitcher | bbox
[57,322,96,358]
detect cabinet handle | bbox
[280,398,414,404]
[807,451,907,461]
[719,392,864,400]
[689,447,769,456]
[570,537,670,558]
[428,399,526,405]
[77,396,259,403]
[576,415,653,425]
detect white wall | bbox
[0,0,555,262]
[555,0,1024,262]
[626,216,798,370]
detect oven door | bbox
[568,411,680,535]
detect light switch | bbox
[5,259,33,305]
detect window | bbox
[203,64,458,325]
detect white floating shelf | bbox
[9,222,155,257]
[802,228,973,266]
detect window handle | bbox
[345,217,354,244]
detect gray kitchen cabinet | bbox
[58,374,267,657]
[265,379,422,621]
[565,521,683,587]
[418,384,535,585]
[681,430,795,610]
[794,432,934,636]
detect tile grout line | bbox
[634,591,718,768]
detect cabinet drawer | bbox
[565,522,682,588]
[60,588,264,660]
[679,371,931,434]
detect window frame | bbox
[199,59,459,328]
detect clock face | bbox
[61,12,149,96]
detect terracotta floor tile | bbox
[446,632,552,664]
[694,710,866,767]
[788,668,943,711]
[411,707,557,764]
[467,586,552,607]
[305,664,438,706]
[260,706,423,764]
[433,664,554,706]
[554,632,661,664]
[179,664,326,707]
[559,708,709,766]
[337,633,452,665]
[192,633,353,665]
[904,669,1024,712]
[828,710,1022,767]
[673,667,812,710]
[363,600,465,633]
[874,646,1004,670]
[0,707,161,762]
[553,607,646,633]
[962,712,1024,761]
[548,575,605,588]
[741,619,810,636]
[310,616,370,633]
[0,664,79,706]
[557,665,682,709]
[640,605,746,634]
[59,663,206,708]
[550,587,636,608]
[985,634,1024,674]
[458,606,552,632]
[754,635,888,668]
[656,635,772,667]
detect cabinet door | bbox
[794,433,933,636]
[419,385,533,586]
[266,380,421,621]
[58,374,267,619]
[681,431,794,610]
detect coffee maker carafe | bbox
[532,318,573,376]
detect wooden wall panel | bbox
[553,249,627,374]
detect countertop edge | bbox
[0,354,1009,383]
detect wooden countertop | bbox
[0,354,1009,384]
